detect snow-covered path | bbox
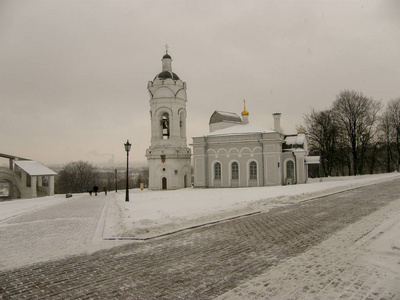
[106,172,400,239]
[0,194,130,271]
[216,193,400,299]
[0,175,399,299]
[0,173,399,299]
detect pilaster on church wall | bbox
[191,139,206,187]
[48,176,55,196]
[294,151,306,184]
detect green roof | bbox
[155,71,180,80]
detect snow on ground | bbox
[104,172,400,239]
[216,195,400,299]
[0,194,70,221]
[1,172,399,240]
[1,172,399,298]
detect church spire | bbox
[162,44,172,71]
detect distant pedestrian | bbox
[89,190,93,196]
[103,186,107,196]
[93,186,99,196]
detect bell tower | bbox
[145,46,191,190]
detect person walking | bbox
[93,186,99,196]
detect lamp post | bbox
[114,169,117,193]
[124,139,132,202]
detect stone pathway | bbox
[0,194,130,271]
[0,179,399,299]
[216,194,400,300]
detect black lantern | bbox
[124,139,132,202]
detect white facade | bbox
[145,51,191,190]
[0,153,57,199]
[192,109,313,188]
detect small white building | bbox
[0,153,57,199]
[192,105,317,188]
[145,49,191,190]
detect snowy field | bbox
[103,172,400,239]
[2,172,399,240]
[1,173,399,298]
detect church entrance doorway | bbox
[162,177,167,190]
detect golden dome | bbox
[241,99,249,116]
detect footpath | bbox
[217,194,400,300]
[0,175,399,299]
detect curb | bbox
[102,176,400,241]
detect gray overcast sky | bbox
[1,0,399,166]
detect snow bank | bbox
[2,172,398,239]
[106,172,400,239]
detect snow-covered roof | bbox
[205,124,275,136]
[14,160,57,176]
[0,153,29,160]
[209,111,242,124]
[284,134,306,146]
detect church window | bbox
[231,162,239,180]
[214,162,221,179]
[287,160,294,178]
[249,161,257,179]
[161,113,170,139]
[179,111,185,139]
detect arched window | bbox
[161,113,170,139]
[231,162,239,180]
[214,162,221,179]
[249,161,257,179]
[180,111,185,139]
[286,160,294,178]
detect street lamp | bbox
[124,139,132,202]
[114,168,117,193]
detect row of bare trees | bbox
[303,90,400,177]
[55,161,149,194]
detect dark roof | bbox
[154,71,180,80]
[163,54,171,59]
[209,111,242,124]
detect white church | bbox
[145,49,192,190]
[146,48,318,190]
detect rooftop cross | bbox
[165,44,169,54]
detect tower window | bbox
[161,113,170,139]
[287,160,294,179]
[231,162,239,180]
[249,161,257,179]
[214,162,221,180]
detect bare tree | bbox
[303,109,338,176]
[379,109,393,173]
[332,90,381,175]
[55,161,100,193]
[384,98,400,171]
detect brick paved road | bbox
[1,179,400,299]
